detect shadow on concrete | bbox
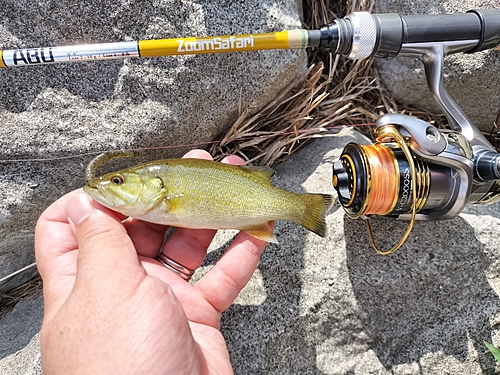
[198,136,351,374]
[198,138,338,374]
[203,221,329,375]
[201,136,500,374]
[0,295,43,360]
[345,214,500,373]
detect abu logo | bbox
[10,48,55,65]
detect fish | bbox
[83,158,333,243]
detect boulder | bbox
[374,0,500,133]
[0,0,307,292]
[3,128,500,373]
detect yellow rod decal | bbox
[139,30,307,57]
[0,51,6,68]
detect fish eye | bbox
[111,175,124,185]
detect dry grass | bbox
[0,275,42,319]
[210,0,447,166]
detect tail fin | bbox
[297,193,334,237]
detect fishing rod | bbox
[1,9,499,68]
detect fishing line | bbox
[0,123,375,164]
[0,124,377,282]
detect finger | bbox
[182,149,212,160]
[159,228,218,271]
[35,189,84,280]
[35,189,93,313]
[35,190,136,320]
[123,218,170,258]
[66,193,145,289]
[221,155,246,165]
[140,256,222,328]
[194,224,271,313]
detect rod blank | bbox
[0,30,309,68]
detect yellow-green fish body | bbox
[84,158,333,242]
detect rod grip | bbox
[401,13,481,43]
[372,9,500,58]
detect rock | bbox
[0,334,41,375]
[3,128,500,373]
[373,0,500,133]
[0,0,307,292]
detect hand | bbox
[35,150,270,375]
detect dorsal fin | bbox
[241,165,275,182]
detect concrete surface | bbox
[2,128,500,374]
[0,0,307,293]
[0,296,42,375]
[374,0,500,133]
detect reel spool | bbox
[332,125,460,255]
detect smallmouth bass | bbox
[84,158,333,242]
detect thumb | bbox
[66,193,144,284]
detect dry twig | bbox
[0,275,42,319]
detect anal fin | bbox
[242,222,278,244]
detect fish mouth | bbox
[83,183,100,195]
[84,181,99,189]
[84,177,106,190]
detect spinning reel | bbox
[332,17,500,254]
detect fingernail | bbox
[66,194,95,226]
[182,149,212,160]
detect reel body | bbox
[332,114,500,254]
[333,115,477,221]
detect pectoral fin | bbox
[159,192,185,213]
[242,222,278,243]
